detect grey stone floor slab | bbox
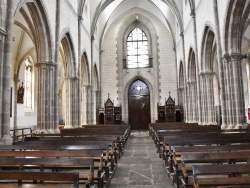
[108,131,175,188]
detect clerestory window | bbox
[127,28,149,68]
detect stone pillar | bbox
[206,72,216,125]
[180,33,188,122]
[73,77,80,127]
[36,62,48,133]
[178,87,184,121]
[230,53,246,128]
[47,63,55,132]
[81,85,87,125]
[199,73,207,124]
[64,77,75,128]
[1,0,14,144]
[190,11,202,124]
[54,0,61,132]
[90,36,95,124]
[86,85,92,124]
[187,81,197,123]
[213,0,227,128]
[13,75,19,130]
[0,29,6,133]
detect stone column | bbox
[54,0,61,132]
[199,72,207,124]
[1,0,14,144]
[13,75,19,130]
[47,63,55,132]
[180,33,188,122]
[186,82,191,123]
[81,85,87,125]
[213,0,227,128]
[178,87,184,121]
[36,62,48,133]
[230,53,246,128]
[86,85,92,124]
[190,11,202,124]
[73,77,80,127]
[0,29,6,132]
[206,72,216,125]
[64,77,75,128]
[90,36,95,124]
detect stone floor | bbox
[108,131,175,188]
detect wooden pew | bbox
[192,164,250,188]
[181,151,250,188]
[0,157,95,187]
[23,136,123,158]
[0,144,116,181]
[0,171,80,188]
[155,126,222,157]
[163,133,250,187]
[169,144,250,188]
[0,150,107,180]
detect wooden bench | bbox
[23,136,123,157]
[192,164,250,188]
[181,151,250,188]
[0,171,80,188]
[163,133,250,187]
[0,157,95,187]
[0,149,111,186]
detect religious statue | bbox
[17,82,24,104]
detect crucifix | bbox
[169,91,171,97]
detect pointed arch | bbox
[179,61,184,88]
[80,52,90,86]
[14,0,53,61]
[224,0,250,52]
[60,33,75,77]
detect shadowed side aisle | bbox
[108,131,175,188]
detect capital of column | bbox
[178,87,184,92]
[229,52,247,62]
[0,28,6,42]
[13,74,20,83]
[91,36,95,42]
[187,81,196,85]
[179,31,184,37]
[221,53,230,63]
[0,28,6,36]
[78,16,83,22]
[47,61,56,67]
[204,71,215,77]
[190,10,195,18]
[35,61,48,68]
[65,76,78,81]
[99,50,104,55]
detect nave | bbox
[109,131,174,188]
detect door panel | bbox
[128,80,151,130]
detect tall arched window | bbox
[24,59,32,109]
[127,28,149,68]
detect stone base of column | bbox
[226,124,234,129]
[220,124,227,130]
[64,125,73,129]
[0,135,12,145]
[235,124,247,129]
[35,129,48,134]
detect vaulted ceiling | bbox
[79,0,183,42]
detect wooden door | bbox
[128,80,151,130]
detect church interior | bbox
[0,0,250,187]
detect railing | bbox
[10,127,33,141]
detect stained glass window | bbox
[24,59,32,109]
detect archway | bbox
[128,80,151,130]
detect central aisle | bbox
[108,131,175,188]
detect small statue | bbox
[17,82,24,104]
